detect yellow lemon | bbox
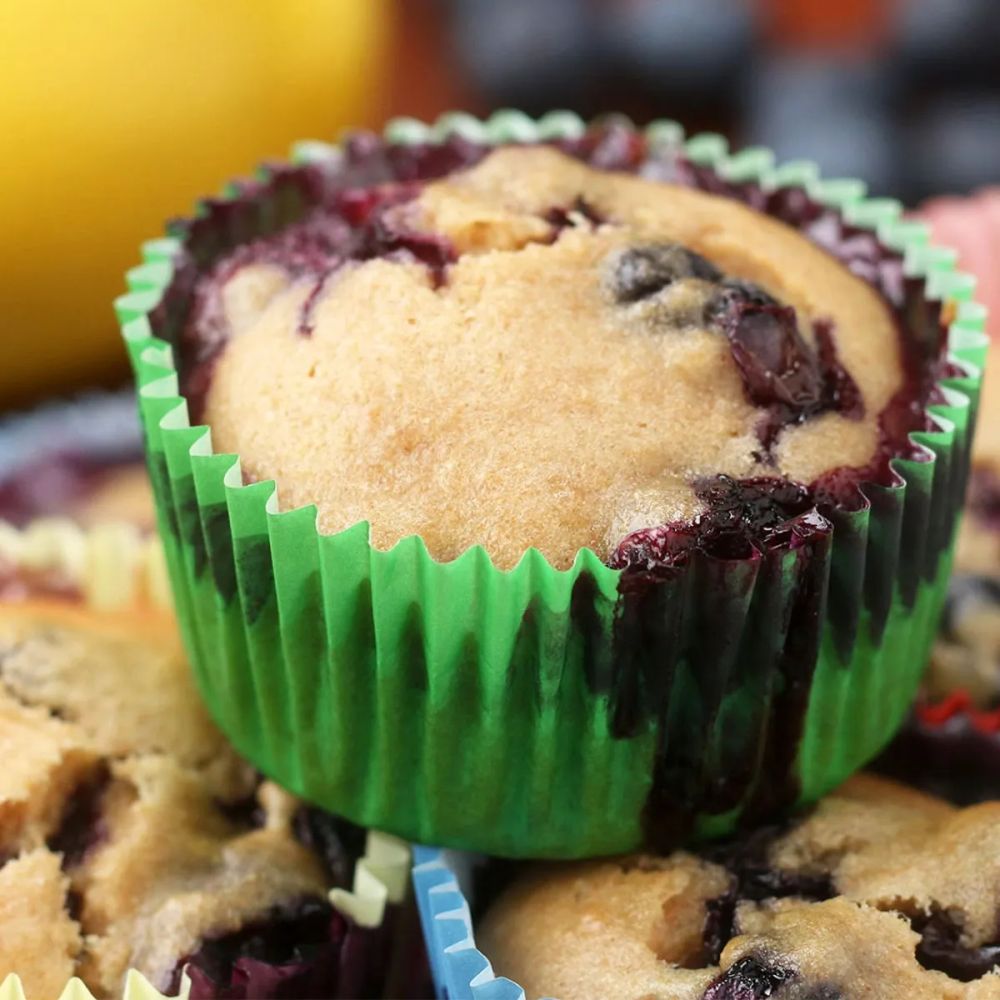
[0,0,389,403]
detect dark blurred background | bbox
[4,0,999,411]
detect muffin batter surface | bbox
[0,597,385,998]
[201,147,904,569]
[480,775,1000,999]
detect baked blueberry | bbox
[607,243,722,304]
[479,775,1000,999]
[703,957,794,1000]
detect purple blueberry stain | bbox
[912,907,1000,982]
[703,279,863,451]
[170,895,433,999]
[170,898,348,1000]
[292,806,368,887]
[699,824,836,965]
[297,269,337,337]
[159,803,433,999]
[702,956,794,999]
[545,195,605,237]
[47,765,111,870]
[179,179,456,415]
[607,242,721,304]
[607,248,863,458]
[609,475,821,574]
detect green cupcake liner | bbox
[117,111,988,858]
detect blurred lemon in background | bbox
[0,1,389,405]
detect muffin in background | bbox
[68,462,154,530]
[919,190,1000,705]
[480,774,1000,1000]
[0,519,430,999]
[872,191,1000,807]
[0,391,153,531]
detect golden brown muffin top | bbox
[204,146,902,569]
[480,774,1000,1000]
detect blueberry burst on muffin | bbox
[0,550,428,997]
[480,775,1000,999]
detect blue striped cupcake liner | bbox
[412,846,525,1000]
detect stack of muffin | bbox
[0,112,995,998]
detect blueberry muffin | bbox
[0,548,428,997]
[0,457,152,530]
[128,116,980,857]
[0,393,152,530]
[192,142,915,571]
[479,774,1000,999]
[0,519,165,608]
[67,463,154,530]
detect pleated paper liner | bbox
[0,518,422,998]
[0,972,182,1000]
[117,110,988,858]
[411,847,521,1000]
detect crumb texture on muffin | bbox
[480,774,1000,999]
[0,600,341,998]
[200,146,902,569]
[0,849,82,995]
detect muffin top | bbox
[480,774,1000,999]
[196,144,910,570]
[0,588,391,998]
